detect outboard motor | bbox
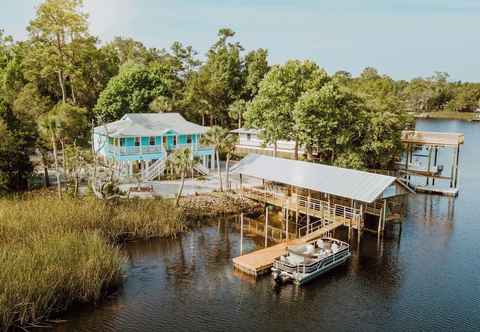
[272,270,282,283]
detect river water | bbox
[56,120,480,332]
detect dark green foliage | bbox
[93,64,175,123]
[0,117,33,194]
[245,60,329,154]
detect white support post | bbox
[286,204,289,242]
[265,206,269,248]
[377,200,384,240]
[382,199,387,237]
[240,213,244,255]
[306,190,311,234]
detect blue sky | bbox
[2,0,479,81]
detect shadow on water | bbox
[53,120,480,332]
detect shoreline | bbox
[0,191,260,331]
[413,111,479,121]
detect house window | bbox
[186,135,192,144]
[135,137,141,147]
[149,137,156,145]
[162,136,167,145]
[120,138,125,147]
[173,136,177,145]
[246,134,251,140]
[108,137,114,145]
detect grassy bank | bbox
[414,111,478,121]
[0,194,186,330]
[0,191,258,330]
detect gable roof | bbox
[94,113,208,137]
[231,154,410,203]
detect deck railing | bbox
[241,186,363,237]
[107,143,214,156]
[233,215,297,243]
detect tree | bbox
[105,37,157,66]
[38,110,63,198]
[26,0,90,103]
[53,102,89,146]
[94,64,175,123]
[0,119,33,194]
[183,28,244,126]
[446,84,480,112]
[400,72,453,113]
[201,126,229,191]
[294,82,366,162]
[170,147,194,207]
[12,83,53,186]
[228,99,247,129]
[64,143,90,197]
[245,60,329,158]
[243,48,269,100]
[361,109,410,169]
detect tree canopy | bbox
[0,0,478,195]
[93,64,176,123]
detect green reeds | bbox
[0,194,186,330]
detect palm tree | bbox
[201,126,229,191]
[221,133,238,190]
[170,148,194,207]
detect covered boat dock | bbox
[400,130,464,196]
[231,154,412,276]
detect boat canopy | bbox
[231,154,411,204]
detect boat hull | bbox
[271,238,352,286]
[294,252,351,285]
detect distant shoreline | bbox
[413,111,479,121]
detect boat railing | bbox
[293,247,350,274]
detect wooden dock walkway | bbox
[233,240,302,276]
[232,219,346,276]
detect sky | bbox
[2,0,479,82]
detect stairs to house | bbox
[142,158,167,181]
[193,163,210,176]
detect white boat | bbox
[271,238,351,285]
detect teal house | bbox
[93,113,215,180]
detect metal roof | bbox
[232,154,403,203]
[94,113,209,137]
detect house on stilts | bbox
[93,113,215,180]
[231,154,412,276]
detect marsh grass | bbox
[0,194,186,330]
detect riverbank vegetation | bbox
[0,190,258,330]
[0,194,182,330]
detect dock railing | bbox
[241,186,363,235]
[234,215,297,243]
